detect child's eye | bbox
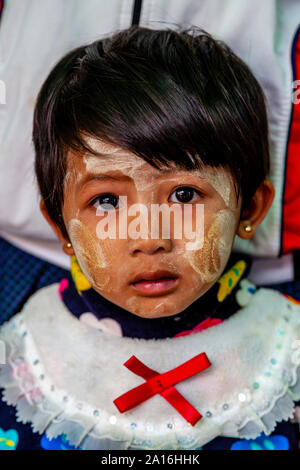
[169,186,201,203]
[91,193,119,211]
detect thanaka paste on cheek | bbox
[184,209,236,283]
[182,166,238,284]
[68,218,112,292]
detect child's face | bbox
[61,138,242,318]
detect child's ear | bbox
[237,179,275,239]
[40,200,75,256]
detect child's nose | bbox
[128,236,172,256]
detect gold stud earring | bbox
[66,242,72,248]
[244,224,253,233]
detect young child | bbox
[0,26,299,451]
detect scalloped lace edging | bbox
[236,365,300,439]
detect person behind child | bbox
[0,26,299,451]
[1,0,300,325]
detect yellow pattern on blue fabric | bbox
[70,255,92,295]
[217,260,246,302]
[0,428,19,450]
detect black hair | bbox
[33,25,270,237]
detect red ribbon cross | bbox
[113,352,211,426]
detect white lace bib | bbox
[1,282,300,450]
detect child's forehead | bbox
[66,138,232,182]
[65,152,237,213]
[65,137,237,209]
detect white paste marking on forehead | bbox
[190,167,236,209]
[82,137,179,192]
[82,138,237,208]
[83,153,157,193]
[84,137,122,155]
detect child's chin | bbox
[127,303,186,319]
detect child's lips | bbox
[130,271,180,295]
